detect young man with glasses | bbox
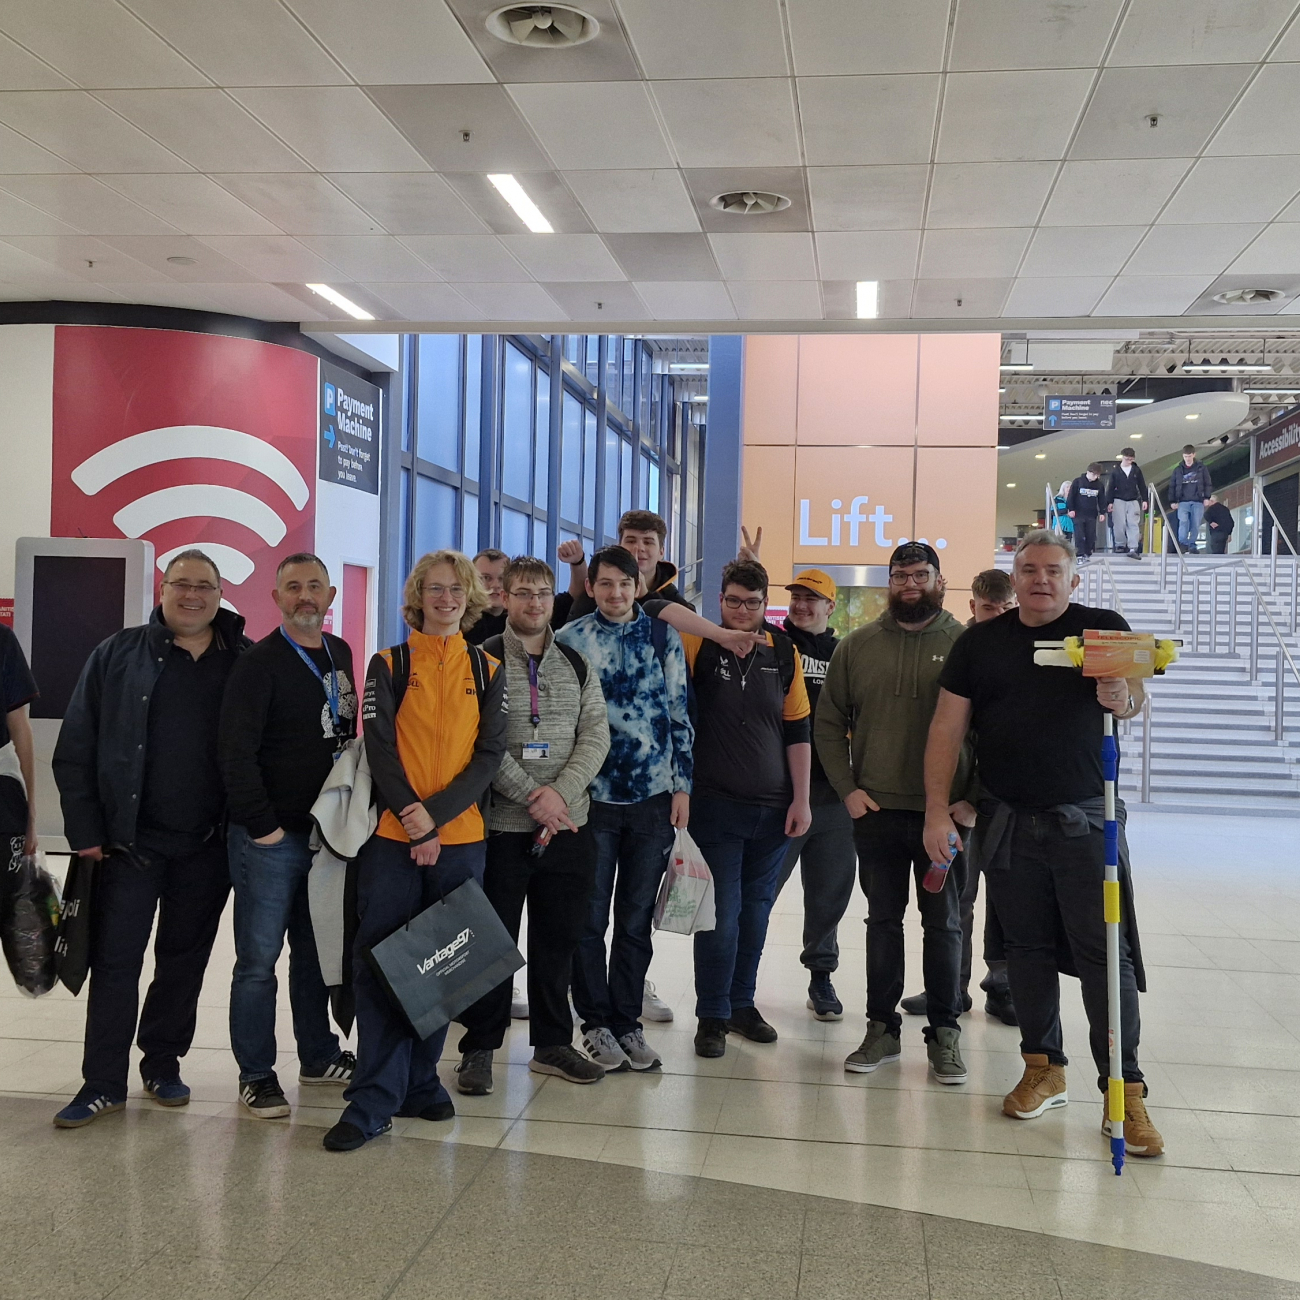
[680,560,812,1059]
[815,543,974,1085]
[219,554,359,1118]
[52,551,249,1127]
[454,557,611,1093]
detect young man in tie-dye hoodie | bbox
[556,546,693,1074]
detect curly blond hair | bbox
[402,549,491,632]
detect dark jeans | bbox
[460,825,597,1052]
[228,824,340,1084]
[82,838,230,1100]
[854,809,964,1033]
[691,795,790,1020]
[341,835,485,1138]
[959,860,1008,997]
[572,795,675,1038]
[1075,515,1098,558]
[776,795,857,972]
[984,813,1142,1090]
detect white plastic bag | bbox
[653,829,716,934]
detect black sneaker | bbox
[985,986,1018,1026]
[530,1044,606,1084]
[454,1049,494,1096]
[726,1005,778,1043]
[322,1120,391,1152]
[239,1075,290,1119]
[806,972,843,1021]
[396,1099,455,1122]
[694,1017,728,1058]
[299,1050,356,1086]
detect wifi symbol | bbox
[70,425,311,604]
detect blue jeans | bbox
[228,825,341,1084]
[341,835,484,1137]
[690,796,790,1020]
[1177,500,1204,553]
[571,795,675,1038]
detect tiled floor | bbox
[3,810,1300,1296]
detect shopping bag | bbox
[653,829,716,935]
[364,876,524,1041]
[54,853,95,996]
[1,852,61,997]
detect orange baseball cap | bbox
[784,569,837,601]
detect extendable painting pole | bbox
[1102,711,1124,1177]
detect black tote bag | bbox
[364,876,523,1041]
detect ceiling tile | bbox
[926,162,1058,229]
[1021,226,1146,277]
[539,280,652,321]
[604,233,720,280]
[937,71,1093,162]
[97,235,254,281]
[798,75,940,166]
[0,189,81,236]
[617,0,788,78]
[0,0,208,88]
[1071,65,1253,159]
[814,230,920,280]
[1109,0,1294,65]
[709,232,816,279]
[633,280,736,319]
[808,166,929,231]
[1209,64,1300,157]
[0,122,76,173]
[787,0,949,74]
[651,79,801,168]
[1125,223,1263,276]
[498,233,625,281]
[1092,275,1215,315]
[364,85,549,172]
[911,277,1012,317]
[118,0,349,86]
[230,89,430,172]
[1227,224,1300,275]
[212,174,381,236]
[0,175,180,235]
[919,227,1032,279]
[507,82,673,169]
[97,174,282,235]
[327,173,486,235]
[0,91,191,172]
[357,281,483,320]
[1040,158,1192,225]
[1002,276,1113,316]
[2,234,170,282]
[950,0,1124,70]
[97,90,309,172]
[284,0,493,84]
[396,234,530,282]
[194,234,346,281]
[726,280,822,319]
[683,167,812,232]
[1160,156,1300,224]
[563,169,700,233]
[443,171,593,235]
[295,235,442,281]
[0,33,74,90]
[454,281,568,320]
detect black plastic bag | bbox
[1,852,61,997]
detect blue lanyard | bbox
[280,627,340,737]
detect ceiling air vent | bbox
[709,190,791,216]
[1213,287,1285,305]
[486,5,599,47]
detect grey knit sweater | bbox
[488,623,611,833]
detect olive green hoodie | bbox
[814,608,975,812]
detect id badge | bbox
[522,741,550,762]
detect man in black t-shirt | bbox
[923,530,1164,1158]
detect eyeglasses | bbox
[888,570,934,587]
[722,594,766,611]
[422,584,466,598]
[164,581,219,595]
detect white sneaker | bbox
[617,1028,662,1071]
[641,980,674,1023]
[510,986,529,1019]
[582,1026,631,1072]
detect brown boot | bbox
[1002,1053,1068,1119]
[1102,1081,1164,1157]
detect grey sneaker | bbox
[454,1049,494,1096]
[617,1028,662,1071]
[530,1044,605,1084]
[844,1021,902,1074]
[582,1027,631,1072]
[926,1026,968,1085]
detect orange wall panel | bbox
[742,334,799,445]
[795,334,918,446]
[793,444,917,568]
[916,333,1001,447]
[914,446,999,593]
[742,443,796,583]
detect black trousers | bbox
[82,838,231,1100]
[984,813,1142,1090]
[459,824,597,1052]
[1075,515,1098,558]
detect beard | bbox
[889,589,944,625]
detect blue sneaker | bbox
[144,1077,191,1107]
[54,1088,125,1129]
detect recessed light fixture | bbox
[1185,413,1200,420]
[166,255,196,266]
[855,280,878,319]
[305,283,374,321]
[487,173,553,233]
[669,363,709,372]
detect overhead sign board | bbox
[1253,408,1300,477]
[320,361,380,494]
[1043,394,1116,430]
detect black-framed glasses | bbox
[888,570,934,587]
[723,594,765,611]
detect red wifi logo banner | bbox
[51,326,318,640]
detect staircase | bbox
[992,551,1300,815]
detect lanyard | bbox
[527,655,541,733]
[280,627,340,737]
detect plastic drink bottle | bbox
[922,832,958,893]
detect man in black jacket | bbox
[1105,449,1148,556]
[1205,496,1235,554]
[1066,464,1106,560]
[51,550,248,1128]
[1169,445,1214,554]
[219,553,358,1119]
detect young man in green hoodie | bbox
[814,543,975,1084]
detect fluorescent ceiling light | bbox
[305,283,374,321]
[669,363,709,372]
[1116,397,1153,405]
[1182,363,1271,373]
[855,280,878,319]
[1245,386,1300,394]
[1000,363,1034,372]
[487,173,553,233]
